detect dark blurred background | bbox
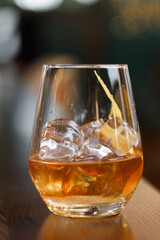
[0,0,160,189]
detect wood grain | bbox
[0,191,9,240]
[123,178,160,240]
[1,176,160,240]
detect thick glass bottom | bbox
[46,199,127,218]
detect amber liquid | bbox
[29,151,143,210]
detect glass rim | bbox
[43,64,128,69]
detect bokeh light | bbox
[14,0,63,12]
[110,0,160,39]
[75,0,99,5]
[0,7,20,63]
[109,15,137,41]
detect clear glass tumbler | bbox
[28,64,143,218]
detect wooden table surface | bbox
[1,167,160,240]
[0,64,160,240]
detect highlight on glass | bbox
[28,64,143,218]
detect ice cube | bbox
[84,137,114,160]
[77,145,95,161]
[81,119,104,140]
[97,117,139,156]
[35,164,67,196]
[39,118,84,161]
[78,119,114,160]
[62,166,96,195]
[103,168,124,197]
[76,119,112,160]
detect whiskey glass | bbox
[28,64,143,218]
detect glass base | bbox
[47,201,126,218]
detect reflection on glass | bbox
[36,213,133,240]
